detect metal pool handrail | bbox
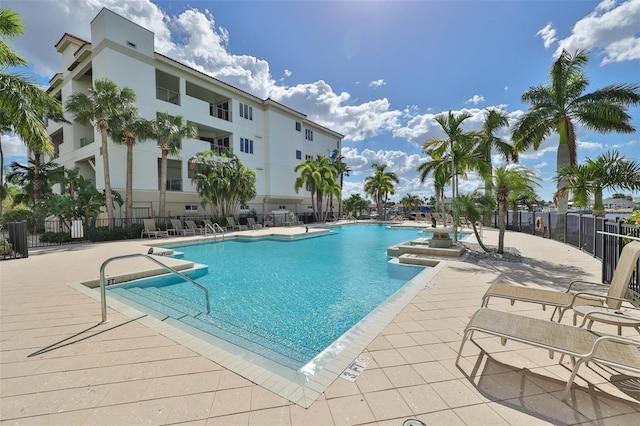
[99,253,211,322]
[205,222,225,239]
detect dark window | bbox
[296,150,302,160]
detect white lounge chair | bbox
[141,219,169,238]
[456,308,640,401]
[185,220,204,235]
[482,241,640,321]
[169,219,195,236]
[226,217,247,231]
[246,217,262,229]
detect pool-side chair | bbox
[185,220,204,234]
[141,219,169,238]
[456,308,640,401]
[169,219,195,236]
[481,241,640,321]
[246,217,262,229]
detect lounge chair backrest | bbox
[227,217,236,225]
[143,218,156,230]
[171,219,184,230]
[607,241,640,309]
[186,220,199,229]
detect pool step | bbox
[398,253,440,267]
[108,285,317,369]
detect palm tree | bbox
[455,191,494,252]
[65,78,136,224]
[364,163,398,220]
[294,155,338,222]
[109,108,153,221]
[512,49,640,224]
[556,151,640,216]
[476,108,517,199]
[493,166,540,253]
[330,148,351,219]
[0,8,65,216]
[6,158,62,206]
[419,112,489,239]
[149,112,198,219]
[400,193,421,218]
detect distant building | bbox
[45,8,342,219]
[603,198,634,210]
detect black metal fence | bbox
[494,211,639,293]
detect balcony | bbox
[156,86,180,105]
[80,137,94,147]
[160,178,183,192]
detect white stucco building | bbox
[45,8,342,220]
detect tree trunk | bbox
[125,142,133,221]
[592,188,605,216]
[471,221,490,252]
[159,150,168,219]
[33,153,41,202]
[498,199,506,254]
[555,136,572,236]
[316,189,323,222]
[99,124,114,226]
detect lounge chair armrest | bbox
[566,279,607,292]
[568,291,609,305]
[576,308,639,328]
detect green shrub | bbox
[40,232,72,243]
[0,238,13,257]
[1,208,32,224]
[93,226,129,242]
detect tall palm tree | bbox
[149,112,198,219]
[6,158,62,206]
[330,148,351,219]
[109,108,153,221]
[419,113,489,239]
[0,8,65,216]
[512,49,640,224]
[65,78,136,224]
[400,193,421,217]
[493,166,540,253]
[555,151,640,216]
[364,163,398,220]
[476,108,517,198]
[294,155,338,222]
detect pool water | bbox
[109,225,427,370]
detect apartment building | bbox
[46,8,343,220]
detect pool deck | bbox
[1,223,639,425]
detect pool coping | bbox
[69,255,445,408]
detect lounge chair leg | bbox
[500,337,507,346]
[455,331,471,365]
[561,359,585,401]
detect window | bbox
[240,137,254,154]
[295,121,301,131]
[211,136,230,155]
[240,103,253,120]
[305,129,313,141]
[279,205,286,210]
[305,154,313,160]
[296,150,302,160]
[185,205,198,211]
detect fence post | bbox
[563,213,567,244]
[578,214,582,250]
[90,217,96,243]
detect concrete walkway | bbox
[1,225,638,425]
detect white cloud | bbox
[1,133,28,158]
[284,69,292,77]
[465,95,485,105]
[555,0,640,64]
[578,141,604,150]
[537,23,558,49]
[368,79,386,88]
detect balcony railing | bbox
[209,104,231,121]
[80,137,94,147]
[159,178,183,191]
[156,86,180,105]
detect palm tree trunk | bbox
[100,125,114,226]
[555,142,571,234]
[33,153,41,202]
[125,142,133,221]
[592,188,605,216]
[316,190,323,222]
[159,150,168,219]
[471,221,490,252]
[498,199,506,254]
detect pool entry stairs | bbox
[387,238,466,266]
[108,276,317,371]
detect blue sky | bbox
[4,0,640,203]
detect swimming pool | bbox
[108,224,429,372]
